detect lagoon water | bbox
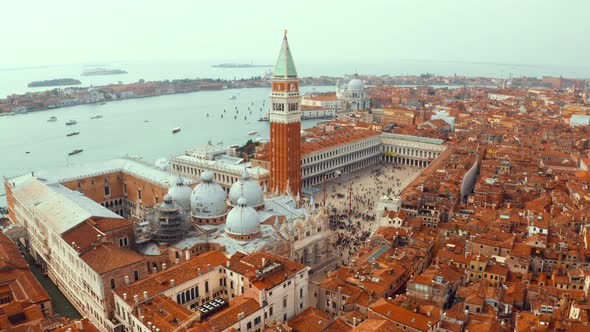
[2,58,590,204]
[0,86,327,201]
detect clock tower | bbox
[269,31,302,196]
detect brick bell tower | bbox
[270,30,302,196]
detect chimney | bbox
[162,263,167,270]
[123,293,127,301]
[353,317,357,328]
[227,260,231,268]
[198,268,201,275]
[237,312,245,320]
[185,250,190,261]
[207,263,211,271]
[170,279,175,288]
[140,316,145,323]
[143,291,149,301]
[75,321,83,330]
[133,295,139,304]
[262,257,266,267]
[175,258,180,264]
[152,266,157,273]
[124,275,130,285]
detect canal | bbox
[20,244,82,319]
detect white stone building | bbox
[336,78,370,112]
[7,178,147,332]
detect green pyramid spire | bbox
[273,31,297,78]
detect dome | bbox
[167,177,192,211]
[225,196,260,237]
[347,79,364,91]
[229,170,264,208]
[191,171,228,218]
[150,197,188,244]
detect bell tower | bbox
[269,31,302,196]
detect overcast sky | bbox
[2,0,588,69]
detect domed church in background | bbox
[336,75,370,112]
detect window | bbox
[110,279,115,289]
[134,270,139,281]
[283,297,287,308]
[123,183,127,195]
[231,281,234,289]
[138,188,142,200]
[269,306,273,316]
[300,288,303,298]
[205,281,209,293]
[247,322,252,330]
[104,183,110,196]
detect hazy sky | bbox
[2,0,588,69]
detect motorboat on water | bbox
[172,127,181,134]
[66,132,79,137]
[248,131,258,135]
[90,115,103,119]
[66,120,77,125]
[68,149,83,156]
[47,116,57,122]
[229,95,237,100]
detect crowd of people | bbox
[316,162,422,266]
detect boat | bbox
[66,132,79,137]
[65,120,77,125]
[229,144,239,149]
[47,116,57,122]
[90,115,103,119]
[100,102,107,105]
[229,95,237,100]
[68,149,83,156]
[172,127,181,134]
[248,131,258,136]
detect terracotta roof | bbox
[287,307,333,332]
[354,319,403,332]
[91,217,133,232]
[369,298,436,331]
[191,296,260,331]
[227,251,306,290]
[302,127,380,155]
[114,250,227,305]
[81,243,145,274]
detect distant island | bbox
[81,68,128,76]
[212,63,272,68]
[27,78,81,88]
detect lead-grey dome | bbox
[347,79,364,91]
[225,197,260,237]
[229,170,264,208]
[191,170,228,218]
[167,176,192,212]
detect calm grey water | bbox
[0,86,328,203]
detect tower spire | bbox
[273,31,297,78]
[270,31,302,198]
